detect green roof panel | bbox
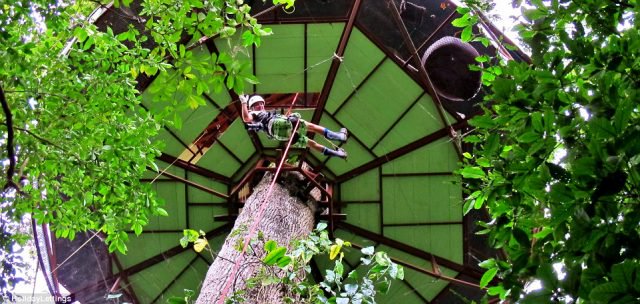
[382,176,462,224]
[128,250,196,303]
[256,25,305,93]
[381,138,459,174]
[196,144,241,177]
[336,59,422,148]
[218,119,255,162]
[384,225,463,264]
[187,173,228,204]
[342,203,380,234]
[307,23,345,92]
[160,258,209,302]
[340,168,379,202]
[325,29,385,114]
[188,205,228,232]
[116,232,183,269]
[147,182,187,230]
[372,94,445,156]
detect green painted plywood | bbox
[187,173,227,203]
[147,182,187,230]
[179,104,219,142]
[307,23,344,92]
[116,233,183,268]
[128,251,196,303]
[197,144,241,177]
[256,25,304,93]
[342,204,380,234]
[372,94,444,156]
[313,112,375,176]
[336,59,423,148]
[152,129,187,157]
[188,205,227,232]
[340,169,379,201]
[218,119,254,162]
[384,225,463,264]
[382,176,462,224]
[382,138,459,174]
[324,137,374,176]
[325,29,385,114]
[205,89,232,109]
[160,259,210,302]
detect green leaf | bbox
[276,256,292,268]
[461,166,485,179]
[461,26,473,42]
[589,282,625,303]
[452,15,471,28]
[155,207,169,216]
[334,260,344,277]
[512,228,530,249]
[611,261,636,289]
[533,227,553,239]
[264,240,277,252]
[179,44,186,58]
[263,246,286,266]
[517,131,540,143]
[473,192,486,209]
[361,246,374,256]
[329,244,341,260]
[167,297,187,304]
[132,223,142,236]
[480,267,498,288]
[316,222,328,231]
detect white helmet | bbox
[248,95,265,108]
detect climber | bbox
[240,94,348,159]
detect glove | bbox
[239,94,249,105]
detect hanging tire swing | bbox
[421,36,483,102]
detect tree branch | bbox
[0,84,17,190]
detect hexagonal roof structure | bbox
[35,1,527,303]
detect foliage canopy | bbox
[457,0,640,302]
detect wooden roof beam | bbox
[157,153,232,184]
[310,0,362,126]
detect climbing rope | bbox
[285,92,299,116]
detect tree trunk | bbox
[196,172,317,304]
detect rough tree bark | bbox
[196,172,317,304]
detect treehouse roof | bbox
[38,1,526,303]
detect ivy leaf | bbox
[276,256,292,268]
[361,246,374,256]
[461,26,473,42]
[329,244,341,260]
[264,240,277,252]
[193,238,207,253]
[263,246,287,266]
